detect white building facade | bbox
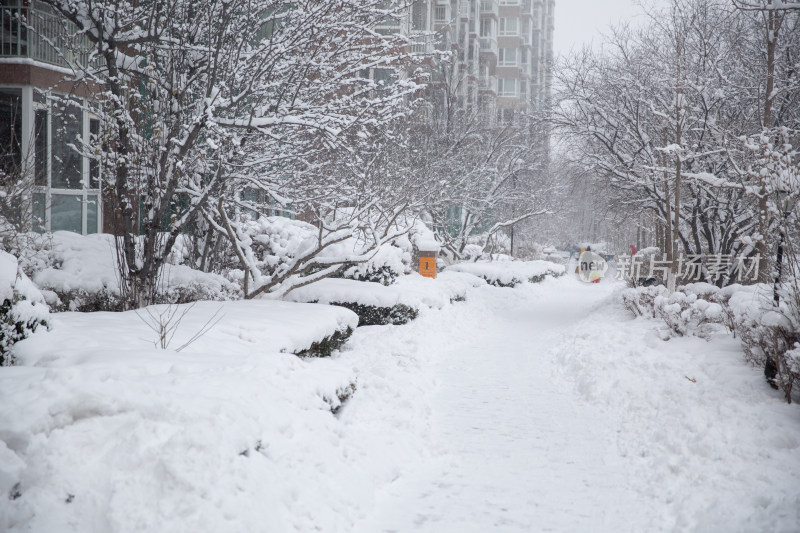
[406,0,555,122]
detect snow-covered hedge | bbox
[445,260,565,288]
[0,251,49,365]
[284,278,419,326]
[336,238,411,286]
[0,303,369,531]
[11,232,240,311]
[13,299,357,363]
[621,284,729,339]
[284,272,486,327]
[393,271,486,307]
[622,283,799,402]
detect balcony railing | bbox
[479,37,498,57]
[1,0,96,69]
[479,0,499,18]
[478,74,497,94]
[410,32,436,55]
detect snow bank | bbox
[0,275,448,533]
[554,291,800,531]
[445,260,565,287]
[14,300,357,365]
[1,341,359,531]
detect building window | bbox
[0,89,22,178]
[499,17,518,36]
[434,5,447,22]
[412,1,427,30]
[480,18,494,38]
[498,48,517,66]
[498,78,517,97]
[29,93,102,234]
[0,89,24,227]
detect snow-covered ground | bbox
[2,276,799,532]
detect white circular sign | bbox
[578,251,608,283]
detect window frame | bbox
[28,89,102,234]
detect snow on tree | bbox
[402,60,553,261]
[553,0,800,286]
[39,0,421,308]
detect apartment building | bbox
[406,0,555,122]
[0,0,105,235]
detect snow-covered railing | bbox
[0,0,96,69]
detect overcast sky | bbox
[553,0,647,57]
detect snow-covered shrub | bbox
[0,251,49,365]
[295,327,354,358]
[337,239,411,286]
[622,284,728,339]
[328,301,418,327]
[11,232,240,312]
[623,282,798,401]
[784,343,800,401]
[653,291,726,339]
[221,214,403,298]
[156,265,242,305]
[621,285,667,318]
[726,285,799,402]
[282,277,422,326]
[446,260,565,288]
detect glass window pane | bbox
[51,101,84,189]
[0,89,22,178]
[35,109,48,186]
[86,194,98,234]
[51,194,83,233]
[89,118,100,189]
[32,192,46,233]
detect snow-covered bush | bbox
[337,239,411,286]
[327,301,418,327]
[283,278,421,327]
[217,213,411,299]
[653,291,727,339]
[726,285,800,402]
[295,327,355,358]
[621,285,666,318]
[446,260,565,288]
[0,251,49,365]
[622,282,799,402]
[8,232,240,312]
[622,284,729,339]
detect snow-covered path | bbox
[351,278,800,533]
[354,280,641,532]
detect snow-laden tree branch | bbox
[38,0,422,307]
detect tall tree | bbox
[42,0,417,307]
